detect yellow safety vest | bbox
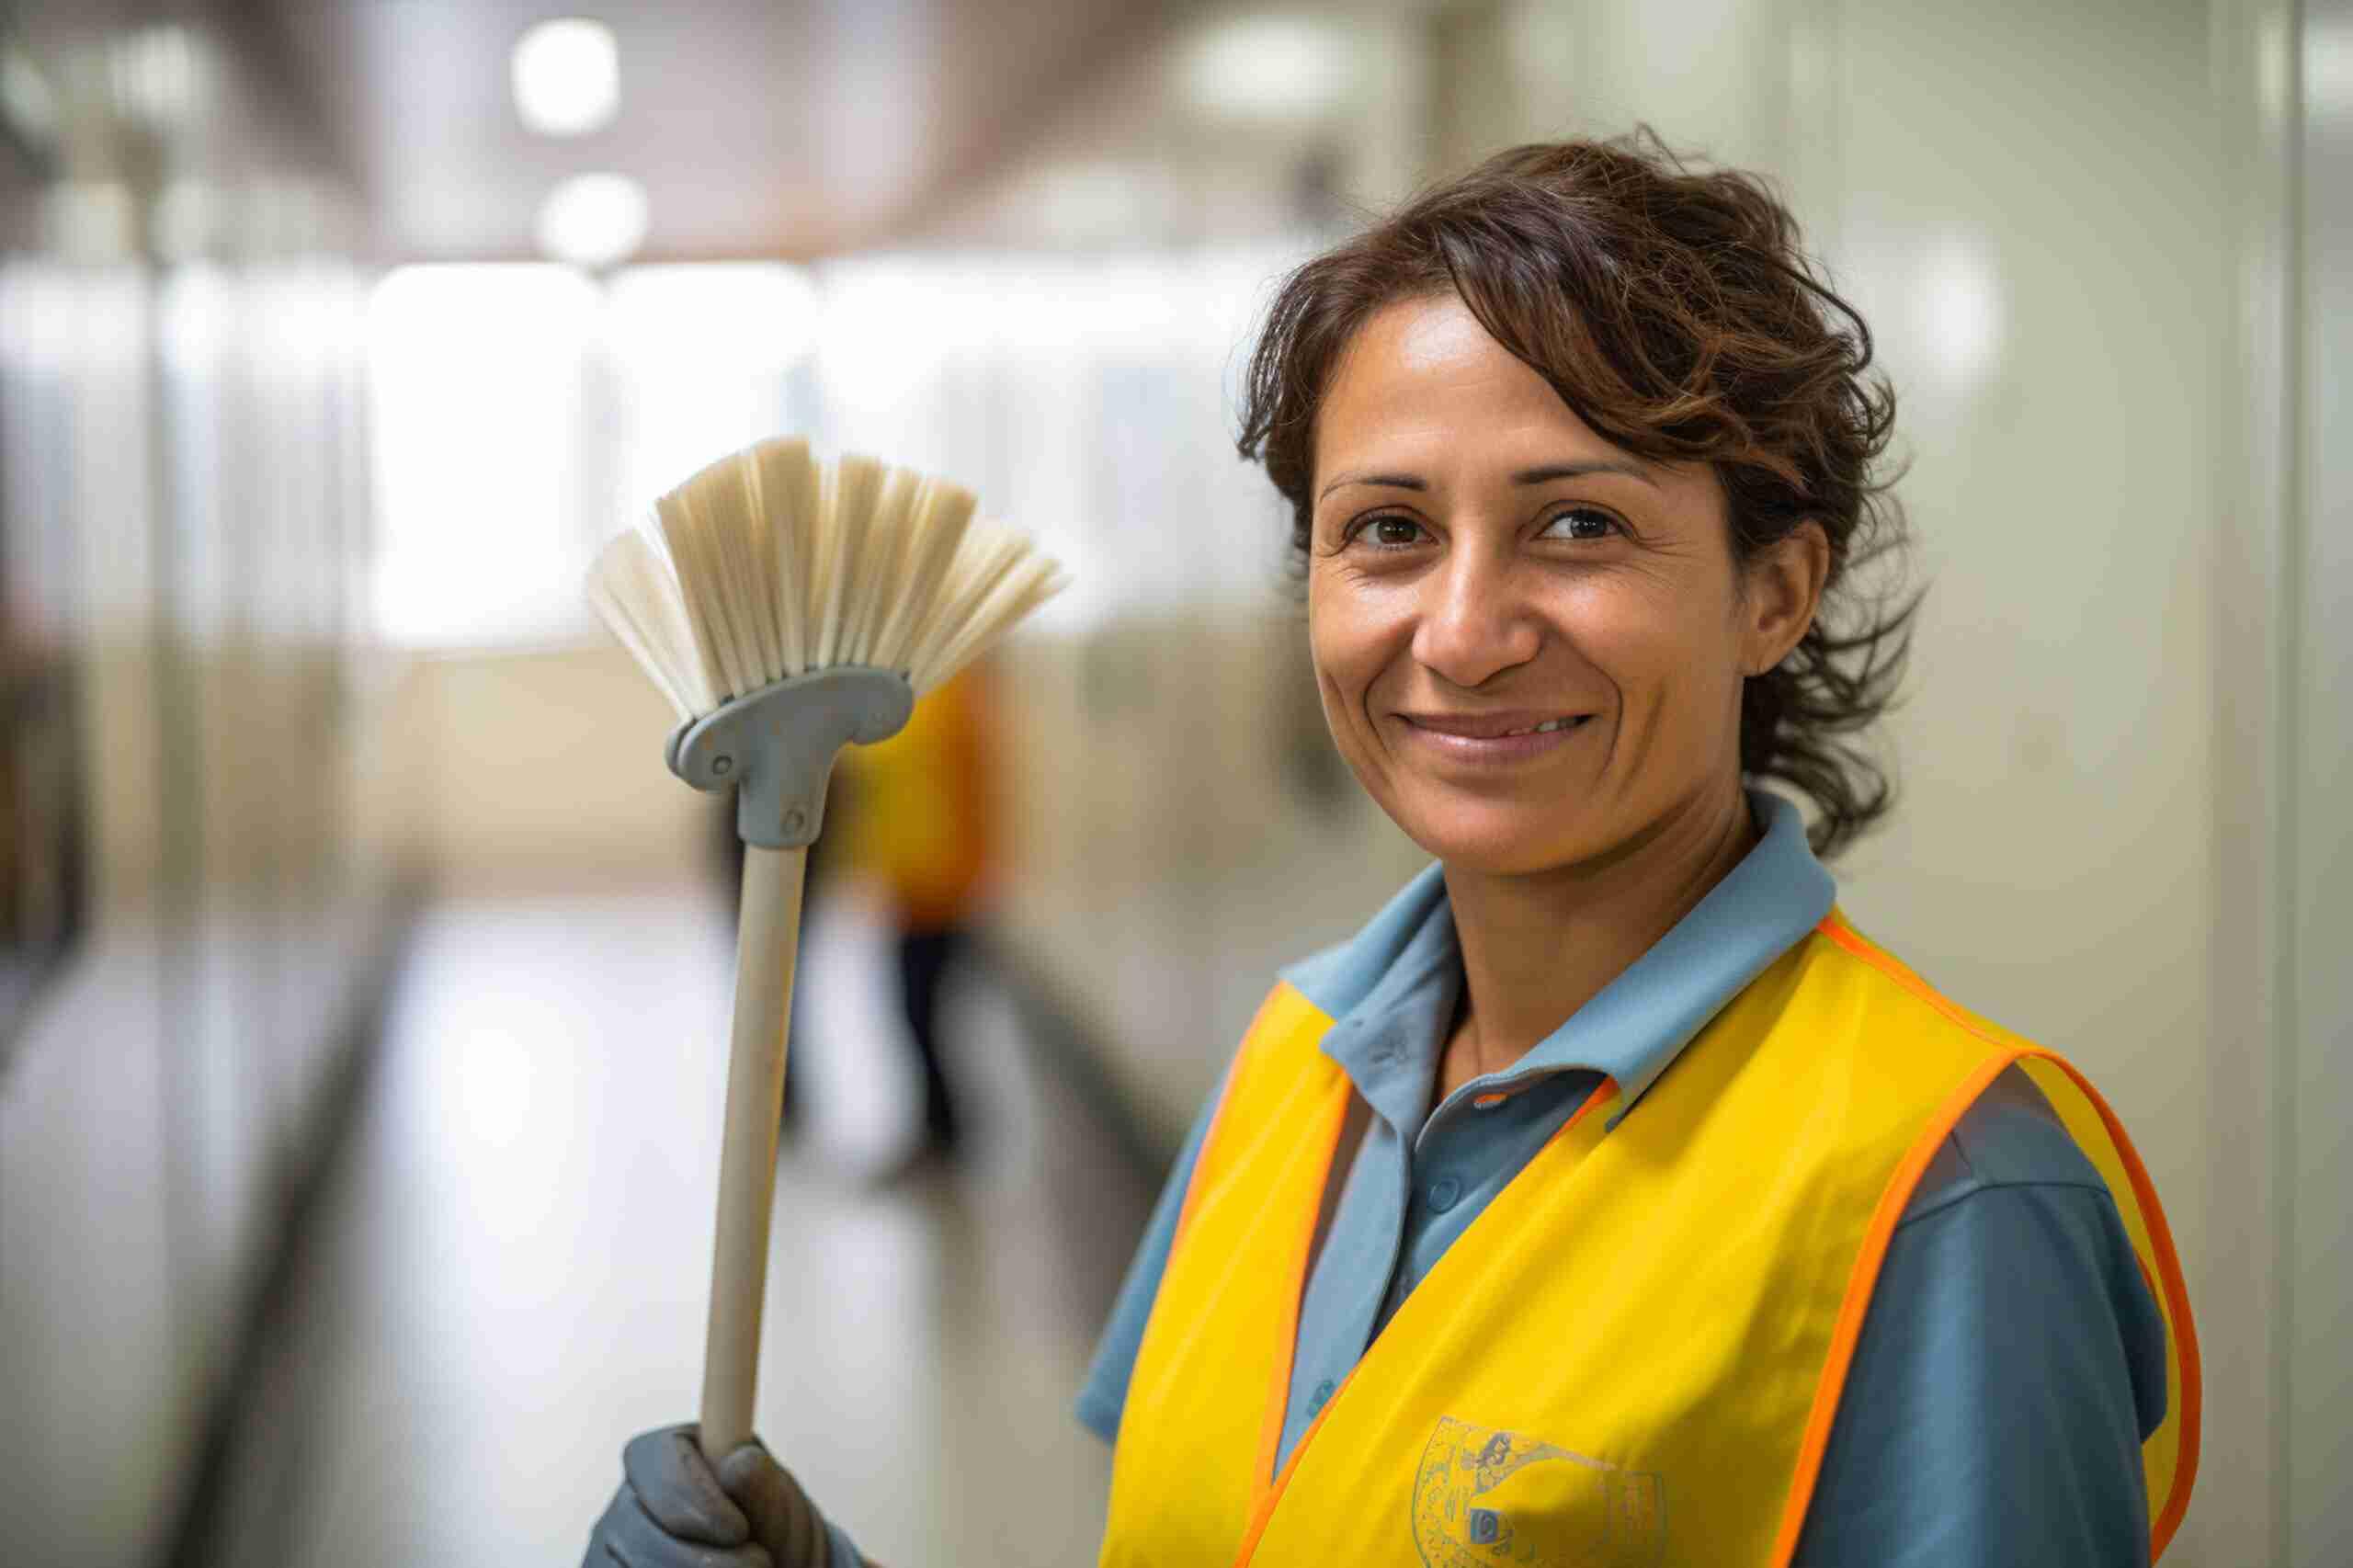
[1100,910,2200,1566]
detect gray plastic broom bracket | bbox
[665,666,915,850]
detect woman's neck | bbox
[1440,783,1759,1085]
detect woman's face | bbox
[1306,291,1818,878]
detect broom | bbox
[585,434,1068,1460]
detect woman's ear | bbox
[1742,520,1831,675]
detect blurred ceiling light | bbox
[511,17,620,137]
[536,172,648,269]
[1176,13,1351,127]
[108,24,207,131]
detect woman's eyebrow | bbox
[1513,460,1657,488]
[1318,470,1425,501]
[1318,460,1657,502]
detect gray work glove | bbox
[584,1424,835,1568]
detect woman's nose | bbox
[1409,545,1540,689]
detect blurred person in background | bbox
[587,133,2197,1568]
[828,658,1000,1167]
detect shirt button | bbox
[1309,1379,1336,1414]
[1427,1175,1462,1212]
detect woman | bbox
[586,134,2198,1568]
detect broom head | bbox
[587,435,1070,726]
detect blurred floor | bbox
[186,886,1157,1568]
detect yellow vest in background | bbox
[1100,910,2200,1566]
[833,665,994,929]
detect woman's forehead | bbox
[1315,295,1650,487]
[1351,291,1502,376]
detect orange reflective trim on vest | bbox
[1173,983,1358,1509]
[1250,1076,1352,1511]
[1168,985,1281,1255]
[1100,982,1350,1566]
[1769,1031,2019,1561]
[1812,914,2203,1560]
[2014,1053,2202,1557]
[1233,1369,1346,1567]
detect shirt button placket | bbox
[1427,1174,1462,1213]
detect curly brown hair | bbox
[1237,131,1917,858]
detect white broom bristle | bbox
[587,436,1067,724]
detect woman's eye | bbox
[1353,515,1426,550]
[1541,506,1618,541]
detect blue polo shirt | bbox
[1077,792,2169,1565]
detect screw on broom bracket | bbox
[665,666,915,850]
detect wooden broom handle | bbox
[699,843,807,1459]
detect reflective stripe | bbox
[1814,915,2200,1558]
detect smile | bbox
[1396,711,1594,762]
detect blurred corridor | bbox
[178,889,1157,1567]
[2,1,2348,1564]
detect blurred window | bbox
[600,265,813,531]
[810,245,1308,635]
[368,264,603,647]
[366,249,1303,649]
[367,261,813,649]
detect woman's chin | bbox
[1393,801,1605,879]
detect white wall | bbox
[2289,3,2353,1557]
[380,643,711,895]
[2199,0,2302,1556]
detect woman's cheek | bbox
[1310,653,1385,799]
[1310,595,1392,724]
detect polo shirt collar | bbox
[1279,790,1834,1124]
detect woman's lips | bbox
[1396,711,1593,763]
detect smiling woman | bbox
[585,134,2201,1568]
[1096,133,2199,1568]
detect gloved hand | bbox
[584,1424,838,1567]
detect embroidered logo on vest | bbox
[1411,1416,1666,1566]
